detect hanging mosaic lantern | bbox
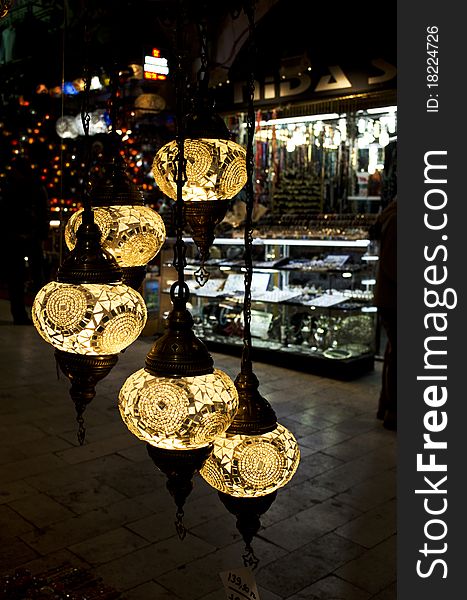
[33,280,146,355]
[65,153,166,290]
[56,116,79,139]
[152,103,247,284]
[32,215,147,443]
[200,371,300,497]
[201,0,301,566]
[152,137,247,202]
[118,287,238,451]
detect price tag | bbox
[219,566,261,600]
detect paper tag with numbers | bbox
[219,567,261,600]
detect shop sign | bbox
[220,58,396,109]
[143,48,169,81]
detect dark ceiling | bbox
[231,0,396,77]
[1,0,396,95]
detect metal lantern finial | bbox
[219,491,278,569]
[147,444,213,540]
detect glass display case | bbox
[159,224,379,380]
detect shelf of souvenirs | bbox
[166,236,372,249]
[162,214,378,246]
[164,256,372,273]
[191,308,377,363]
[162,277,375,309]
[246,212,378,241]
[180,255,372,272]
[194,332,375,363]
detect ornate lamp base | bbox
[147,444,213,539]
[55,350,118,445]
[184,200,230,285]
[218,491,278,569]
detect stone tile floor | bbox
[0,300,396,599]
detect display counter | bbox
[158,232,379,380]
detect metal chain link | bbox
[80,74,91,139]
[175,508,187,540]
[80,19,92,217]
[241,0,256,372]
[242,544,259,570]
[172,4,188,300]
[197,19,209,86]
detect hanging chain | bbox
[109,64,119,135]
[77,411,86,446]
[171,3,188,302]
[193,15,210,287]
[80,17,93,219]
[80,70,91,139]
[241,0,256,372]
[197,19,209,88]
[74,395,87,446]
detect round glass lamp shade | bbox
[199,424,300,497]
[152,138,247,201]
[32,281,147,355]
[118,368,239,450]
[65,206,166,268]
[56,116,79,139]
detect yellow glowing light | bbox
[65,205,166,268]
[152,138,247,201]
[119,368,239,450]
[200,424,300,497]
[32,281,147,355]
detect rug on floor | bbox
[0,564,121,600]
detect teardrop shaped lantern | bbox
[117,276,237,538]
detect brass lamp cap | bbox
[90,154,144,207]
[185,96,231,140]
[145,300,214,377]
[57,220,123,284]
[227,370,277,435]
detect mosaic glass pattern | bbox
[32,281,147,355]
[199,423,300,497]
[65,206,166,268]
[152,138,247,201]
[118,368,239,450]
